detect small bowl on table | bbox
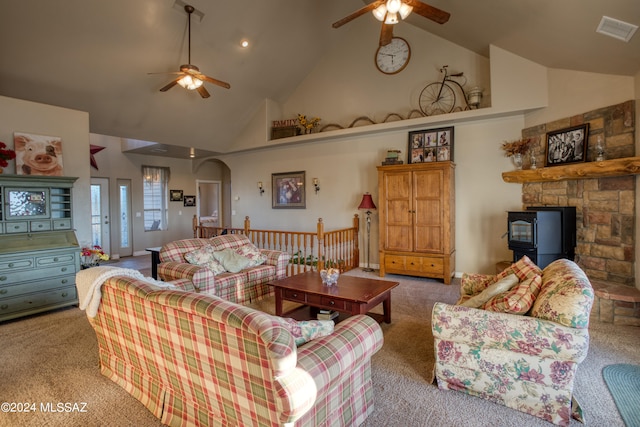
[320,268,339,286]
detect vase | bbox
[512,153,523,170]
[0,167,3,174]
[320,269,339,286]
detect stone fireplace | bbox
[507,100,639,325]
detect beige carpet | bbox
[1,269,638,426]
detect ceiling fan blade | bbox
[379,23,394,46]
[197,86,210,98]
[148,71,185,76]
[405,0,450,24]
[332,0,385,28]
[200,75,231,90]
[159,78,181,92]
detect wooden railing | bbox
[193,215,360,277]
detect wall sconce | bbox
[313,178,320,194]
[258,181,264,196]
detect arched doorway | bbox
[193,158,232,228]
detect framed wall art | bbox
[14,132,64,176]
[545,123,589,166]
[183,195,196,207]
[408,126,454,163]
[272,171,306,209]
[170,189,183,201]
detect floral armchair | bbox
[432,257,594,426]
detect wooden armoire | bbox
[377,162,455,284]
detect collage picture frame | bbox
[408,126,454,164]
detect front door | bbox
[90,177,111,255]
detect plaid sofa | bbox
[432,258,594,426]
[158,234,290,304]
[88,275,383,426]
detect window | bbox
[142,166,169,231]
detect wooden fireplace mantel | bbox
[502,156,640,183]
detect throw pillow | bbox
[235,243,267,267]
[184,245,226,275]
[460,274,519,308]
[482,274,543,314]
[496,255,542,282]
[213,248,252,273]
[280,318,334,346]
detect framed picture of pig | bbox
[14,132,64,176]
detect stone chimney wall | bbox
[520,100,636,287]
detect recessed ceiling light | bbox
[241,39,249,48]
[596,16,638,42]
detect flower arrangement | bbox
[297,114,321,134]
[0,141,16,168]
[81,245,109,268]
[501,138,532,157]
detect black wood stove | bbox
[507,206,576,268]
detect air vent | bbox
[596,16,638,42]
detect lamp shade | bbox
[358,193,377,210]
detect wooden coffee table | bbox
[270,271,399,323]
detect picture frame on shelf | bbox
[408,126,454,164]
[272,171,306,209]
[545,124,589,166]
[170,189,183,202]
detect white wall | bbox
[524,69,634,128]
[0,95,91,246]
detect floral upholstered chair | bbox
[432,257,594,426]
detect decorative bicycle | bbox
[418,65,471,116]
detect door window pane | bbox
[119,184,130,247]
[90,184,102,246]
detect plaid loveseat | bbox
[432,258,594,426]
[158,234,290,304]
[88,275,383,426]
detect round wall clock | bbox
[375,37,411,75]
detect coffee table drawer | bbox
[284,289,306,303]
[306,293,351,311]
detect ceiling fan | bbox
[332,0,450,46]
[149,4,230,99]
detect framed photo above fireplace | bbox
[545,124,589,166]
[408,126,453,164]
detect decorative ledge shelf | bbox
[502,157,640,183]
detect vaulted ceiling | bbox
[0,1,638,158]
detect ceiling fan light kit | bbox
[333,0,449,46]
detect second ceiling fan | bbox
[333,0,450,46]
[150,4,230,99]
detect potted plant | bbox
[81,245,110,268]
[501,138,532,169]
